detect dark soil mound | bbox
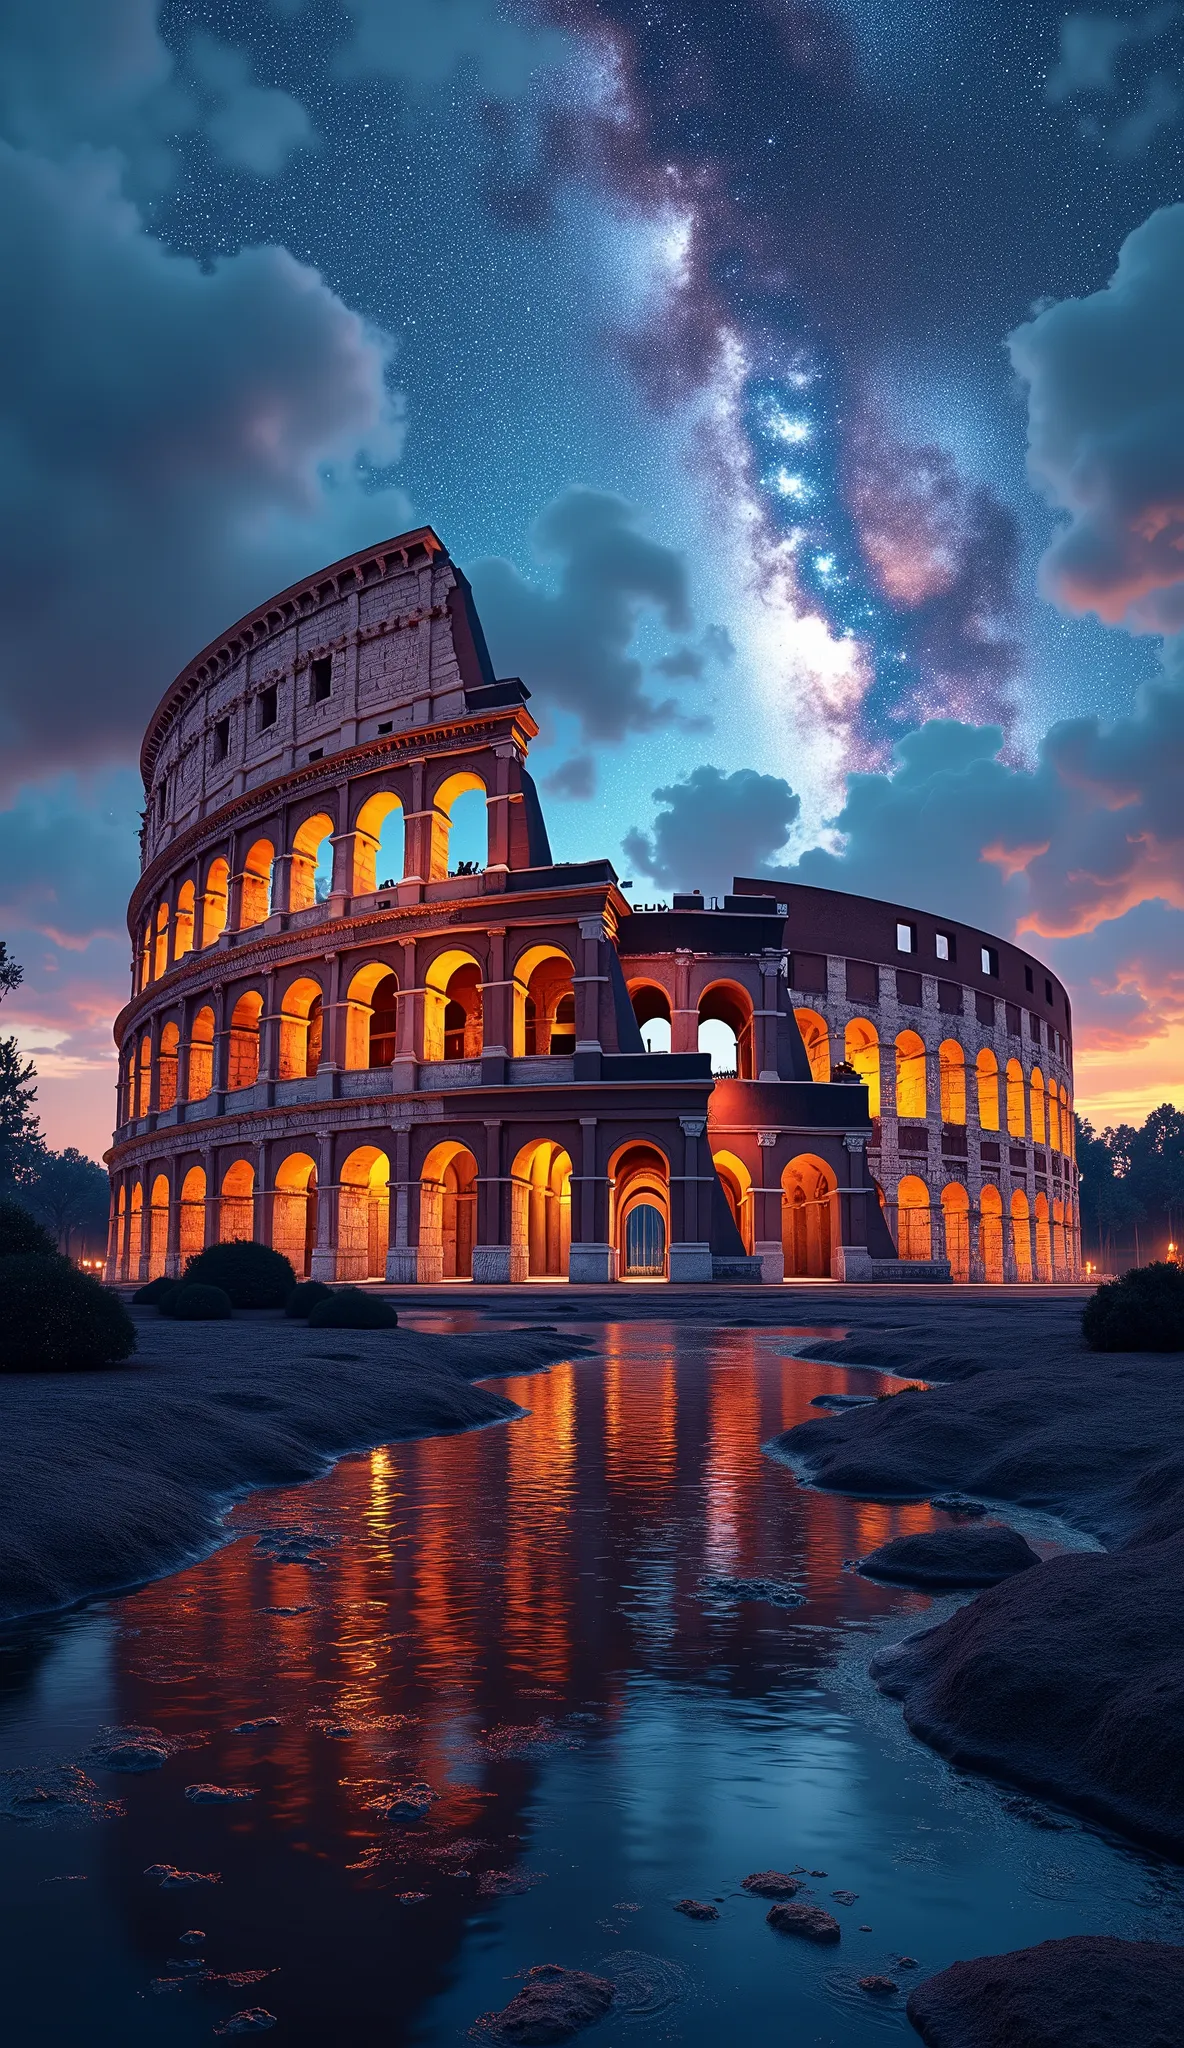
[857,1526,1041,1588]
[870,1536,1184,1854]
[483,1964,614,2042]
[906,1934,1184,2047]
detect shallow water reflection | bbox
[2,1323,1182,2045]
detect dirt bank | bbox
[906,1934,1184,2047]
[0,1314,584,1625]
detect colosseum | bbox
[106,526,1081,1288]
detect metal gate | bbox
[623,1201,666,1276]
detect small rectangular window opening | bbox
[215,716,230,759]
[310,656,332,703]
[258,686,278,731]
[308,746,324,762]
[1024,964,1034,991]
[1044,976,1054,1004]
[158,776,167,818]
[981,945,999,977]
[896,921,915,953]
[935,931,953,961]
[377,721,392,735]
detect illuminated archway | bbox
[796,1008,831,1085]
[272,1151,317,1275]
[188,1006,215,1102]
[424,949,483,1061]
[128,1181,144,1276]
[941,1182,970,1281]
[980,1183,1004,1283]
[1052,1195,1067,1276]
[201,857,229,947]
[278,976,323,1079]
[782,1152,836,1278]
[116,1185,127,1278]
[976,1048,999,1131]
[338,1145,391,1281]
[845,1018,880,1115]
[430,771,487,879]
[419,1140,478,1280]
[1030,1066,1046,1145]
[895,1031,927,1119]
[343,961,399,1069]
[290,812,335,912]
[511,945,574,1058]
[511,1139,573,1277]
[174,879,195,961]
[1011,1189,1033,1283]
[700,981,754,1077]
[713,1148,753,1253]
[1006,1057,1025,1137]
[1034,1190,1052,1281]
[1048,1078,1061,1154]
[148,1173,170,1280]
[153,901,169,982]
[137,1032,152,1117]
[239,839,274,929]
[353,791,405,894]
[895,1174,931,1259]
[630,981,672,1054]
[158,1021,179,1112]
[220,1158,255,1244]
[939,1040,966,1124]
[609,1141,670,1279]
[227,990,263,1091]
[179,1165,206,1264]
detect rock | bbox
[372,1783,434,1822]
[184,1784,257,1804]
[396,1891,428,1903]
[809,1393,877,1408]
[766,1903,841,1943]
[232,1718,281,1733]
[214,2012,277,2037]
[482,1964,615,2043]
[895,1955,918,1968]
[699,1575,805,1608]
[906,1935,1184,2047]
[144,1865,221,1888]
[178,1930,206,1944]
[858,1976,898,1997]
[92,1740,169,1772]
[930,1494,988,1517]
[857,1526,1041,1588]
[741,1870,803,1898]
[674,1899,719,1920]
[831,1890,858,1904]
[166,1956,205,1971]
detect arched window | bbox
[1048,1077,1061,1154]
[116,1185,127,1277]
[201,858,229,947]
[700,983,754,1077]
[782,1153,836,1277]
[278,978,323,1080]
[630,982,672,1054]
[272,1152,316,1274]
[338,1146,391,1281]
[139,923,152,992]
[158,1022,179,1112]
[845,1018,880,1115]
[1011,1189,1032,1283]
[148,1174,170,1280]
[220,1159,256,1245]
[895,1031,927,1119]
[128,1182,144,1274]
[1030,1066,1046,1145]
[795,1008,831,1085]
[939,1040,966,1124]
[137,1033,152,1118]
[980,1184,1004,1283]
[352,792,405,894]
[511,1140,574,1278]
[188,1006,215,1101]
[227,991,263,1090]
[290,813,335,912]
[1006,1057,1025,1138]
[1062,1085,1074,1159]
[239,840,275,929]
[1034,1189,1052,1280]
[423,951,484,1061]
[610,1141,670,1280]
[430,772,487,879]
[343,963,400,1069]
[174,880,195,961]
[179,1166,206,1263]
[419,1141,478,1280]
[153,902,170,982]
[941,1182,970,1281]
[713,1149,753,1253]
[976,1048,999,1131]
[895,1174,931,1260]
[525,955,575,1056]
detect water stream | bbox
[2,1320,1181,2044]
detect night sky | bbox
[2,0,1183,1153]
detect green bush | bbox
[1082,1261,1184,1352]
[0,1254,136,1371]
[183,1240,295,1309]
[0,1198,57,1259]
[161,1281,233,1321]
[133,1274,178,1305]
[285,1280,334,1320]
[308,1288,399,1330]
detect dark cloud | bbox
[622,764,801,892]
[0,776,139,946]
[1045,8,1179,101]
[542,753,597,799]
[466,488,707,744]
[334,0,571,96]
[1010,202,1184,632]
[0,139,407,785]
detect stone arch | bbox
[895,1173,932,1259]
[976,1048,999,1131]
[343,961,399,1069]
[128,1180,144,1277]
[713,1148,754,1253]
[202,856,229,947]
[137,1032,152,1117]
[430,769,487,879]
[174,879,195,961]
[278,975,323,1080]
[1030,1065,1047,1145]
[148,1172,170,1280]
[939,1039,966,1124]
[1052,1194,1067,1276]
[980,1183,1004,1283]
[153,900,170,982]
[782,1152,836,1277]
[139,922,152,992]
[1006,1057,1025,1138]
[795,1008,831,1085]
[1061,1084,1073,1160]
[845,1017,880,1114]
[1034,1189,1052,1281]
[115,1184,127,1278]
[629,980,672,1053]
[895,1030,927,1119]
[1048,1076,1062,1154]
[220,1158,256,1244]
[419,1139,477,1280]
[179,1165,206,1263]
[609,1140,670,1279]
[338,1144,390,1281]
[941,1181,970,1281]
[272,1151,317,1275]
[424,948,483,1061]
[353,791,405,894]
[700,980,754,1077]
[240,838,274,929]
[290,811,335,912]
[512,943,575,1058]
[158,1021,179,1112]
[1011,1188,1033,1283]
[188,1005,215,1102]
[227,990,263,1091]
[511,1139,573,1278]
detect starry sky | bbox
[3,0,1184,1157]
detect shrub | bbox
[285,1280,334,1320]
[0,1254,136,1371]
[133,1274,179,1305]
[182,1240,295,1310]
[308,1288,399,1330]
[160,1282,233,1321]
[1082,1261,1184,1352]
[0,1198,57,1259]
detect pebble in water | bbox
[91,1740,168,1773]
[859,1975,899,1997]
[741,1871,804,1899]
[232,1719,282,1734]
[674,1899,719,1920]
[767,1903,842,1944]
[481,1964,614,2042]
[832,1889,858,1904]
[184,1784,258,1804]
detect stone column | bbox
[486,747,514,874]
[481,926,510,1084]
[669,1114,713,1281]
[104,1185,120,1283]
[568,1115,613,1281]
[391,937,419,1093]
[754,1129,784,1282]
[832,1133,874,1282]
[269,853,295,917]
[257,969,281,1084]
[210,984,230,1104]
[310,1136,338,1282]
[473,1117,521,1282]
[164,1173,183,1279]
[756,952,784,1079]
[385,1123,417,1282]
[671,951,697,1054]
[316,952,343,1091]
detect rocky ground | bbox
[0,1312,585,1624]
